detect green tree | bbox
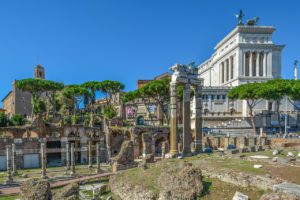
[10,114,26,126]
[16,78,64,120]
[81,81,102,126]
[122,78,184,125]
[228,83,262,134]
[258,79,292,134]
[61,85,91,114]
[0,112,8,127]
[99,80,125,119]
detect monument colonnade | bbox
[169,64,203,157]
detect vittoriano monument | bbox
[169,64,203,157]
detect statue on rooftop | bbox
[246,17,259,26]
[235,10,244,26]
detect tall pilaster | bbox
[169,82,178,156]
[40,142,47,179]
[88,140,92,168]
[11,144,17,175]
[182,84,191,156]
[263,52,267,76]
[224,60,228,82]
[5,145,13,184]
[194,84,203,153]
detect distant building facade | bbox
[1,65,45,118]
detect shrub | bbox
[10,114,26,126]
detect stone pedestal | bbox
[182,84,192,156]
[88,140,93,168]
[70,143,76,176]
[5,145,13,185]
[96,142,101,173]
[40,142,48,179]
[11,144,17,175]
[169,82,178,157]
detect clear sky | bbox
[0,0,299,103]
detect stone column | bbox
[169,82,178,156]
[249,52,253,76]
[263,52,267,76]
[256,52,260,77]
[88,140,93,168]
[40,142,47,179]
[11,144,17,175]
[5,145,13,184]
[70,143,75,176]
[182,84,192,156]
[194,84,203,153]
[228,56,232,80]
[66,142,70,171]
[243,52,246,76]
[96,142,101,173]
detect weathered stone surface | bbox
[232,191,248,200]
[20,178,52,200]
[260,192,300,200]
[112,141,136,172]
[158,163,203,200]
[109,175,158,200]
[53,183,79,200]
[202,168,282,190]
[273,183,300,197]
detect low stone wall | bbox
[270,138,300,149]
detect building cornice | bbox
[215,26,276,50]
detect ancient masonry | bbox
[169,64,203,157]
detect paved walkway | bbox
[0,172,115,196]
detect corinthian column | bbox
[11,144,17,175]
[169,82,178,156]
[194,84,203,153]
[256,52,260,77]
[249,52,253,77]
[182,84,191,156]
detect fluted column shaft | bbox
[169,82,178,156]
[182,84,191,155]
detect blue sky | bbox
[0,0,299,103]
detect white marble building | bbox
[191,24,299,132]
[199,26,284,87]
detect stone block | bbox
[232,191,248,200]
[255,145,264,152]
[248,146,256,152]
[273,182,300,196]
[227,149,239,154]
[239,148,248,153]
